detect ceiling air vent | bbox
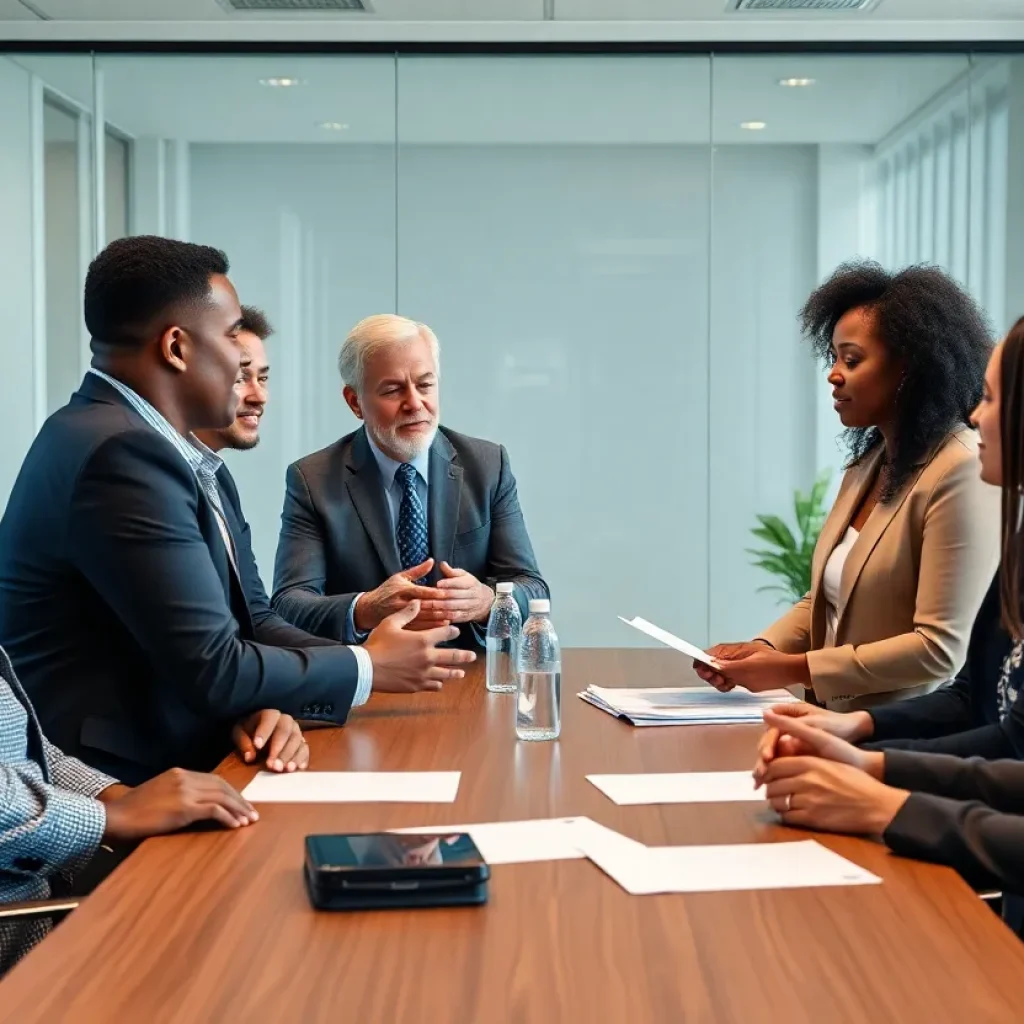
[727,0,879,10]
[219,0,369,11]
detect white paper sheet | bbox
[392,817,591,865]
[587,771,766,806]
[576,837,882,896]
[618,616,720,668]
[241,771,460,804]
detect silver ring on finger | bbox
[784,793,792,813]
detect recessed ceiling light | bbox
[740,121,767,131]
[778,77,815,88]
[318,121,349,131]
[259,77,303,87]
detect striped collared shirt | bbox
[86,367,373,707]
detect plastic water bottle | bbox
[516,599,561,741]
[485,582,521,694]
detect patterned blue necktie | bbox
[396,462,429,577]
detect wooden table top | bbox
[3,649,1024,1023]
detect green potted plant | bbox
[748,470,832,605]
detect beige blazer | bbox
[758,428,999,712]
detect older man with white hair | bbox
[272,314,548,647]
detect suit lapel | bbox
[839,458,925,614]
[832,435,955,632]
[213,469,255,637]
[346,429,402,577]
[428,431,463,569]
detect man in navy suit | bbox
[0,238,475,784]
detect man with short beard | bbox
[272,314,548,647]
[195,304,271,455]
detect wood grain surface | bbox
[2,649,1023,1023]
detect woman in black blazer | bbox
[756,711,1024,933]
[759,316,1024,761]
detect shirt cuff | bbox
[350,645,373,707]
[344,594,371,645]
[33,788,108,876]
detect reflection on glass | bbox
[339,834,474,867]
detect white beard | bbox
[369,419,438,462]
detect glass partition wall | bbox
[0,49,1015,646]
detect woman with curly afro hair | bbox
[697,260,1001,712]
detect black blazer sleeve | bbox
[70,430,357,722]
[867,676,974,744]
[486,446,549,623]
[272,462,355,639]
[884,749,1024,811]
[883,750,1024,893]
[867,676,1024,760]
[217,470,336,650]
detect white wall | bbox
[0,57,40,502]
[189,138,820,647]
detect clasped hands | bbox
[354,557,494,633]
[751,704,910,836]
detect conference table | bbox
[2,649,1024,1022]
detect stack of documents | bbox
[579,685,799,726]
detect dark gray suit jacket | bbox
[271,426,548,643]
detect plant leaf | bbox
[751,515,797,552]
[749,471,830,600]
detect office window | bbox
[397,55,713,646]
[3,49,1021,646]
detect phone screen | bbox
[308,832,485,870]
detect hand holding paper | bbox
[618,617,722,670]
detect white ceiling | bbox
[4,0,1024,21]
[13,50,977,145]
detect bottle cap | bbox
[528,599,550,614]
[496,582,515,595]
